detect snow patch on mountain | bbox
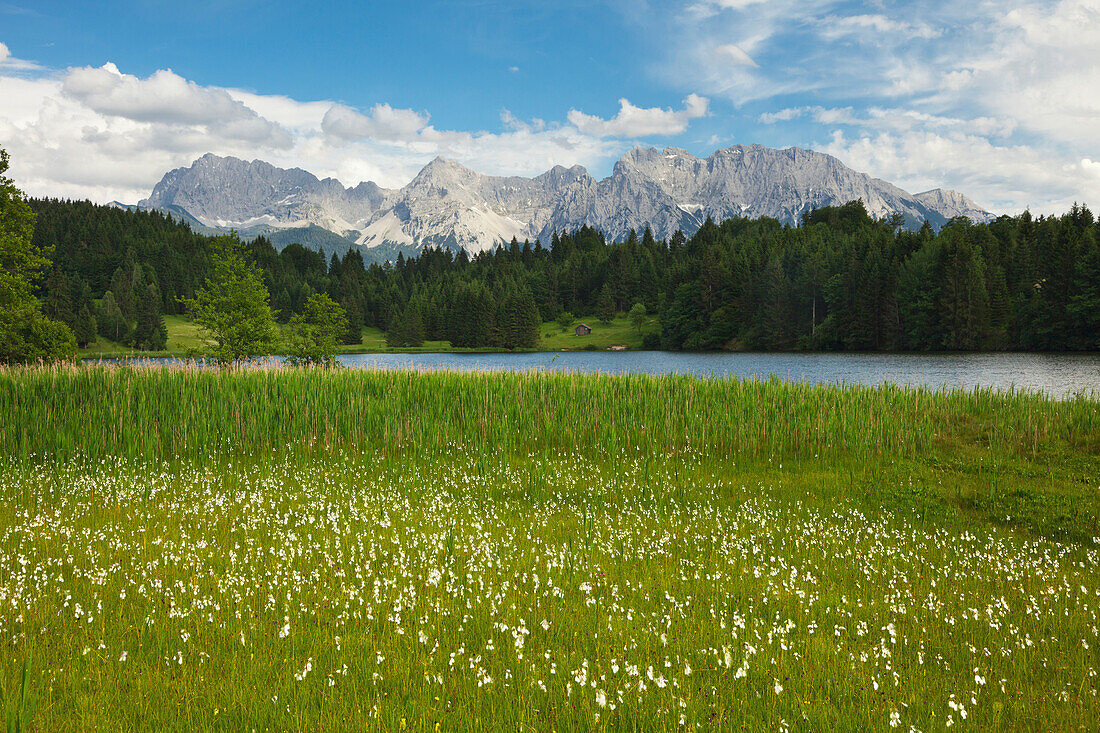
[137,146,994,256]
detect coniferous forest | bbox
[29,197,1100,352]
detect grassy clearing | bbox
[81,315,211,357]
[538,314,657,350]
[0,366,1097,730]
[83,314,655,357]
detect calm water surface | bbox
[105,351,1100,398]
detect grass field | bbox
[1,365,1097,730]
[82,315,212,357]
[80,313,654,358]
[538,314,657,350]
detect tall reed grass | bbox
[1,363,1095,463]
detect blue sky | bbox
[2,0,1099,212]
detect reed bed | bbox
[1,363,1095,463]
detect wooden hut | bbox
[575,323,592,336]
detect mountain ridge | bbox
[137,145,994,255]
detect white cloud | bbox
[955,0,1100,148]
[818,14,941,41]
[820,129,1100,214]
[628,1,1100,213]
[0,40,42,72]
[567,94,709,138]
[0,43,638,201]
[321,103,431,142]
[225,89,331,133]
[713,44,758,68]
[500,109,545,133]
[60,63,290,148]
[758,107,804,124]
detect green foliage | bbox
[556,310,575,332]
[595,283,615,324]
[496,287,541,349]
[1069,233,1100,349]
[0,152,49,284]
[286,293,349,366]
[445,279,492,348]
[130,275,167,351]
[96,291,127,343]
[386,300,425,348]
[0,148,74,363]
[73,304,96,348]
[628,301,647,336]
[181,236,278,364]
[23,195,1100,355]
[0,290,76,364]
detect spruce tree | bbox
[134,281,167,351]
[74,303,97,348]
[110,265,135,321]
[0,147,75,363]
[595,283,616,324]
[339,298,364,344]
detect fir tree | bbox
[74,303,97,349]
[134,280,167,351]
[0,147,74,363]
[595,283,616,324]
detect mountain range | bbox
[133,145,994,258]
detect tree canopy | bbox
[182,236,279,364]
[0,148,75,363]
[286,293,349,367]
[23,195,1100,355]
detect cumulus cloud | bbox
[0,43,642,201]
[500,109,545,133]
[567,94,709,138]
[321,103,431,142]
[223,89,331,134]
[60,63,291,148]
[627,0,1100,213]
[819,129,1100,214]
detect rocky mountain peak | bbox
[913,189,991,221]
[136,144,995,258]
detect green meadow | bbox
[79,314,655,358]
[1,365,1098,730]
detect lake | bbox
[100,351,1100,398]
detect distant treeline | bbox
[29,197,1100,351]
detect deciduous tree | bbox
[286,293,349,366]
[182,236,278,364]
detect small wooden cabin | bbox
[575,323,592,336]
